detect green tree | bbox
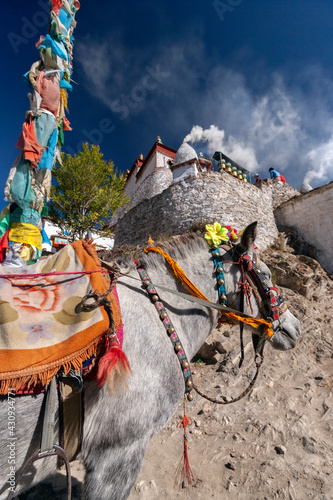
[48,143,128,241]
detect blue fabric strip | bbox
[38,127,58,170]
[38,34,68,60]
[211,247,228,305]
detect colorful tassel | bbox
[97,341,131,396]
[175,398,195,489]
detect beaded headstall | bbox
[136,264,194,400]
[205,222,288,322]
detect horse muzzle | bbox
[269,314,301,351]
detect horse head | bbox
[222,221,301,351]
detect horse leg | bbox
[83,436,149,500]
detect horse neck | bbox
[143,240,220,359]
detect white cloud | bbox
[76,38,130,109]
[181,72,304,175]
[248,81,303,169]
[76,42,110,91]
[305,136,333,184]
[76,35,333,188]
[180,65,333,187]
[184,125,258,171]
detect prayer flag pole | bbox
[1,0,80,265]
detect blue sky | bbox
[2,0,333,212]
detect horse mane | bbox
[99,232,208,271]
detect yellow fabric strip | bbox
[144,246,274,338]
[60,88,68,111]
[9,222,42,250]
[0,204,11,220]
[145,246,208,301]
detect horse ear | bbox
[240,221,258,252]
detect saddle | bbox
[0,240,123,395]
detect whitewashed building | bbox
[125,137,177,199]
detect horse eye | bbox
[258,267,271,279]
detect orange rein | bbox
[144,246,274,338]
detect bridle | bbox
[215,242,288,323]
[211,241,288,373]
[137,240,289,404]
[7,240,290,500]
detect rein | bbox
[136,265,194,400]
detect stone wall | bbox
[110,167,173,227]
[114,171,292,250]
[256,178,300,209]
[131,167,173,208]
[275,182,333,274]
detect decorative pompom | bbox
[97,346,131,396]
[148,235,154,247]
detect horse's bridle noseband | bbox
[215,243,288,323]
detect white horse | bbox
[0,222,301,499]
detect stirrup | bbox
[6,445,72,500]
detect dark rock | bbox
[225,461,236,471]
[274,445,286,455]
[302,436,317,454]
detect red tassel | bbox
[97,345,131,388]
[175,398,195,489]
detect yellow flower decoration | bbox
[204,222,229,246]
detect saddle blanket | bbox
[0,240,121,394]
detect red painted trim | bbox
[125,158,144,184]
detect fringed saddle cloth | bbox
[0,240,126,395]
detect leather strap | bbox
[150,283,257,319]
[40,377,57,453]
[7,378,72,500]
[60,374,83,462]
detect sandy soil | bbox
[18,245,333,500]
